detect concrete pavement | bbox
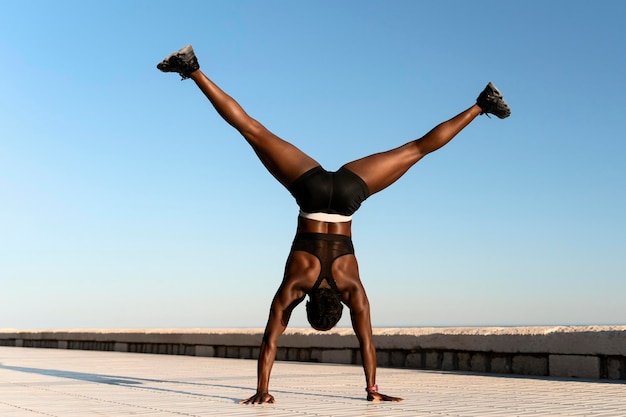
[1,347,625,416]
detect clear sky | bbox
[1,1,625,329]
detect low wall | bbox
[1,326,625,380]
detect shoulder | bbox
[335,274,369,313]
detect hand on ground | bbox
[239,391,275,405]
[367,391,403,402]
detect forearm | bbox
[360,340,377,388]
[256,339,277,393]
[351,298,403,402]
[350,298,377,389]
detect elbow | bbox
[350,296,371,317]
[261,333,277,348]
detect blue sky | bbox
[1,1,625,329]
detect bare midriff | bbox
[296,216,352,237]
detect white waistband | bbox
[299,210,352,223]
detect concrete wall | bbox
[1,326,625,380]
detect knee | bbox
[390,141,425,165]
[239,118,268,141]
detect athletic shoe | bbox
[157,45,200,80]
[476,82,511,119]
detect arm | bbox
[240,284,304,405]
[349,289,403,402]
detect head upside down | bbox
[306,287,344,331]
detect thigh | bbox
[244,127,321,188]
[341,142,421,195]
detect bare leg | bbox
[343,105,482,195]
[189,70,319,188]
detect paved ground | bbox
[1,347,625,417]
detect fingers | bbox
[239,393,275,405]
[367,392,404,402]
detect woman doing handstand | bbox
[157,44,511,404]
